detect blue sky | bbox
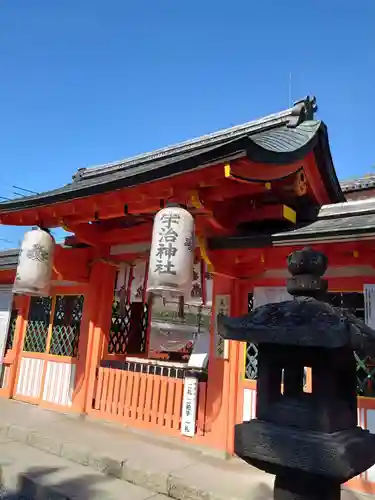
[0,0,374,249]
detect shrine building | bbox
[0,95,375,495]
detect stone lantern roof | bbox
[218,297,375,354]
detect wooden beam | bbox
[199,180,266,203]
[0,269,15,285]
[53,247,92,282]
[212,201,297,230]
[208,240,375,275]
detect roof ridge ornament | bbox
[287,95,318,128]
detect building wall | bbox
[345,188,375,201]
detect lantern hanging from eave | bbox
[13,228,55,296]
[147,204,195,299]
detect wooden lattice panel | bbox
[50,295,84,357]
[108,299,132,355]
[23,297,52,353]
[108,298,149,355]
[245,293,258,380]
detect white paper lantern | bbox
[13,229,55,296]
[147,205,194,298]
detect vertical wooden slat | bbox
[144,374,154,423]
[158,378,168,427]
[138,373,147,421]
[112,369,122,415]
[116,370,127,417]
[105,369,116,414]
[130,372,141,421]
[172,379,183,430]
[124,371,134,419]
[100,368,109,412]
[94,368,104,410]
[150,375,161,426]
[165,379,176,430]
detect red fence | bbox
[90,360,207,438]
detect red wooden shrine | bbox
[0,96,375,495]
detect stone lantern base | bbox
[235,420,375,500]
[274,473,340,500]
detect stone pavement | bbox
[0,399,370,500]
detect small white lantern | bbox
[13,228,55,296]
[147,205,194,298]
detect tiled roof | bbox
[340,175,375,193]
[73,98,314,182]
[0,249,19,270]
[0,96,343,212]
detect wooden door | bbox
[14,293,85,410]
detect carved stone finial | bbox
[286,247,328,298]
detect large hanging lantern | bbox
[147,204,195,298]
[13,228,55,296]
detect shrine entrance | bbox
[89,268,186,436]
[14,292,86,410]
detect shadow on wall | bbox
[0,466,113,499]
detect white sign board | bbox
[181,376,199,437]
[188,331,209,370]
[0,287,13,364]
[214,294,230,359]
[253,287,291,309]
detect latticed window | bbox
[49,295,84,357]
[326,292,371,396]
[23,294,84,357]
[108,297,148,355]
[328,291,372,397]
[23,297,52,353]
[245,293,258,380]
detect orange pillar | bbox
[201,275,250,454]
[8,295,30,398]
[202,275,236,452]
[81,261,116,414]
[226,280,249,454]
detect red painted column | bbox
[73,261,116,413]
[202,274,241,452]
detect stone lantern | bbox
[218,248,375,500]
